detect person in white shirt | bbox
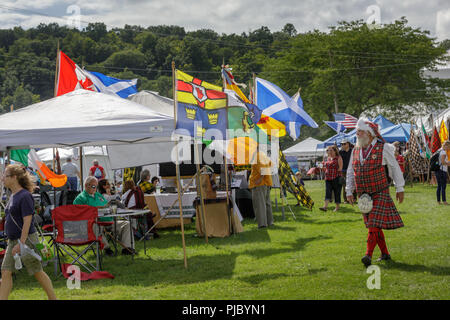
[436,141,450,205]
[346,118,404,267]
[61,157,80,191]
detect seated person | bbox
[73,177,135,255]
[98,179,121,203]
[138,170,155,194]
[122,179,159,239]
[151,177,160,193]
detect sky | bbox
[0,0,449,41]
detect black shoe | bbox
[376,253,391,262]
[361,255,372,267]
[104,248,114,256]
[121,248,135,255]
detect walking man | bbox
[346,118,405,267]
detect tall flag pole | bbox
[223,62,232,235]
[172,61,188,269]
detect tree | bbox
[1,85,40,111]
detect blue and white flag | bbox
[255,77,318,140]
[85,70,138,99]
[324,121,346,133]
[291,90,303,109]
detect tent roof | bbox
[0,89,174,150]
[283,137,325,157]
[128,90,174,117]
[372,115,395,130]
[379,123,412,143]
[36,146,108,162]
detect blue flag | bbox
[324,121,346,133]
[255,77,318,140]
[85,70,138,99]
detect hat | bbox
[356,118,385,142]
[341,138,349,144]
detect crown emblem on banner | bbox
[185,107,197,119]
[208,112,219,125]
[196,126,206,137]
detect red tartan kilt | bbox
[362,189,404,230]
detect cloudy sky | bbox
[0,0,449,41]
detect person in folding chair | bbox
[73,177,135,255]
[0,164,56,300]
[346,118,405,268]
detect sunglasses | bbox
[89,185,97,189]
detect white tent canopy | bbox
[0,90,174,150]
[128,90,174,117]
[283,137,326,159]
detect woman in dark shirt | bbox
[0,164,56,300]
[320,145,343,212]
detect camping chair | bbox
[52,204,103,275]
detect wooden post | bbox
[172,61,188,269]
[194,141,208,243]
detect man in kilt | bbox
[346,118,405,267]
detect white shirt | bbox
[439,149,448,172]
[121,190,136,208]
[346,140,405,196]
[61,162,79,177]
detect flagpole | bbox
[52,40,60,175]
[172,61,188,269]
[223,64,232,235]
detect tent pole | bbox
[79,147,83,191]
[172,61,188,269]
[194,142,208,243]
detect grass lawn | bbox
[7,180,450,300]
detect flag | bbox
[175,70,268,165]
[10,149,67,188]
[439,119,448,143]
[408,129,427,175]
[431,126,442,154]
[278,150,314,209]
[255,77,318,140]
[222,66,287,137]
[324,121,346,133]
[56,51,138,98]
[176,70,226,109]
[333,113,358,129]
[56,51,96,96]
[420,120,431,159]
[291,90,303,109]
[85,71,137,99]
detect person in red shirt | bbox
[395,150,405,174]
[320,145,343,212]
[89,159,105,180]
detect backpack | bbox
[429,151,441,172]
[94,167,102,178]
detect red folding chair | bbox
[52,205,103,275]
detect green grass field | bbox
[6,180,450,300]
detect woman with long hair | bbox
[0,164,56,300]
[320,145,343,212]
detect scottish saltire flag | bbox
[333,113,358,129]
[255,77,318,140]
[324,121,346,133]
[291,91,303,109]
[86,71,138,99]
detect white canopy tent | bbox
[283,137,326,159]
[37,146,115,181]
[0,90,174,151]
[128,90,174,117]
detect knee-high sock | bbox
[376,229,389,255]
[366,228,378,257]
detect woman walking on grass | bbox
[320,145,343,212]
[436,141,450,205]
[0,164,56,300]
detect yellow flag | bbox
[176,70,226,109]
[439,120,448,143]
